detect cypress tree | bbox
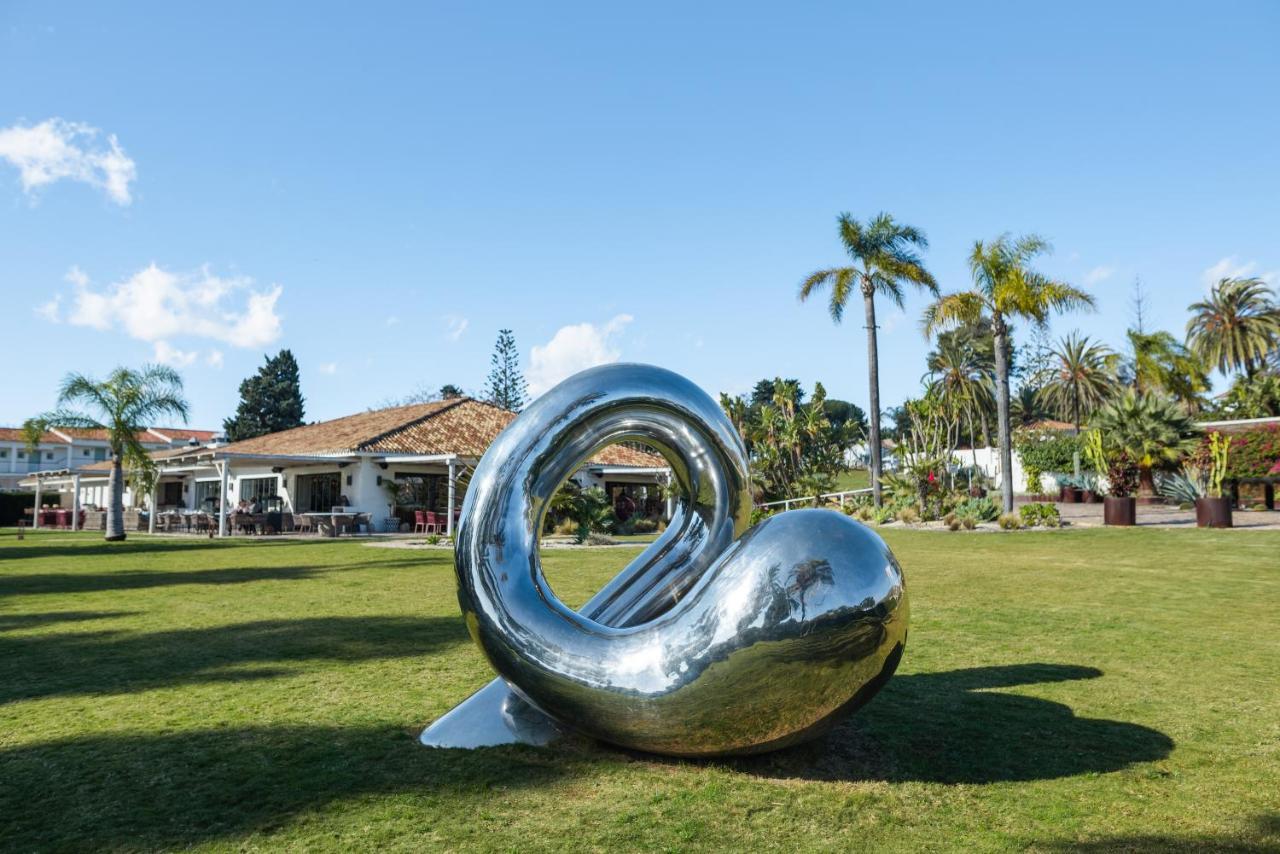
[223,349,306,441]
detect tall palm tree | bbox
[1186,277,1280,377]
[922,234,1094,512]
[23,365,189,541]
[1036,332,1119,431]
[799,212,938,506]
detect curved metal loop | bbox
[450,363,908,756]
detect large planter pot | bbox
[1067,488,1083,504]
[1103,496,1136,526]
[1194,496,1233,529]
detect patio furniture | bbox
[414,510,431,534]
[293,514,316,535]
[425,511,443,533]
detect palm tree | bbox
[924,331,994,450]
[1010,383,1054,427]
[1036,332,1119,431]
[799,212,938,506]
[1091,390,1200,493]
[23,365,189,541]
[1126,329,1209,412]
[923,234,1094,512]
[1186,277,1280,377]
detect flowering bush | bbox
[1212,425,1280,479]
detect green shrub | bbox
[873,506,895,525]
[631,518,658,534]
[1018,502,1061,528]
[997,513,1021,530]
[961,515,977,530]
[425,533,442,545]
[943,511,956,527]
[1209,426,1280,480]
[948,519,962,531]
[1014,429,1082,474]
[856,506,874,522]
[953,497,999,522]
[897,506,919,524]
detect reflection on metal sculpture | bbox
[420,363,908,757]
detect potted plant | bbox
[1079,472,1102,503]
[1195,433,1233,528]
[1084,428,1139,526]
[1056,474,1083,503]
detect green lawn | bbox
[2,526,1278,851]
[832,469,871,492]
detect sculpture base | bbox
[419,678,564,749]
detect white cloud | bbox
[1202,256,1278,289]
[527,314,633,397]
[445,314,468,341]
[152,341,197,368]
[0,118,137,204]
[319,362,338,375]
[1084,265,1115,285]
[59,263,283,348]
[879,309,906,334]
[206,350,224,369]
[65,265,89,287]
[35,295,61,322]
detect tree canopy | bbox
[223,350,305,442]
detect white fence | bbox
[757,488,874,511]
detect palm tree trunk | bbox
[863,288,883,507]
[106,457,126,541]
[992,314,1014,513]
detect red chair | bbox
[414,510,428,534]
[424,512,442,534]
[55,509,69,529]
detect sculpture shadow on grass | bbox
[730,663,1174,784]
[0,615,470,705]
[0,724,578,851]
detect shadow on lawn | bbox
[0,724,575,850]
[734,663,1174,784]
[0,564,332,597]
[1047,813,1280,852]
[0,610,137,630]
[0,615,469,704]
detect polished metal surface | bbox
[421,363,908,757]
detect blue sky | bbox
[2,2,1278,430]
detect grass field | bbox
[2,526,1278,851]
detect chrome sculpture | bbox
[420,363,907,756]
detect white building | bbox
[21,397,670,535]
[0,426,220,492]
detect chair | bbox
[414,510,428,534]
[425,511,442,534]
[294,514,315,535]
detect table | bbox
[299,511,373,537]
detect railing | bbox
[7,460,71,474]
[756,488,874,511]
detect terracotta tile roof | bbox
[77,445,201,473]
[0,427,67,444]
[147,427,220,443]
[212,397,667,468]
[1022,419,1077,432]
[216,399,461,456]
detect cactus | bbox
[1207,433,1230,498]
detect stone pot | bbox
[1103,496,1136,526]
[1194,496,1233,529]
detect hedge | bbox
[1013,429,1081,474]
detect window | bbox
[295,472,342,512]
[194,480,222,510]
[0,450,7,458]
[239,476,279,503]
[45,452,54,460]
